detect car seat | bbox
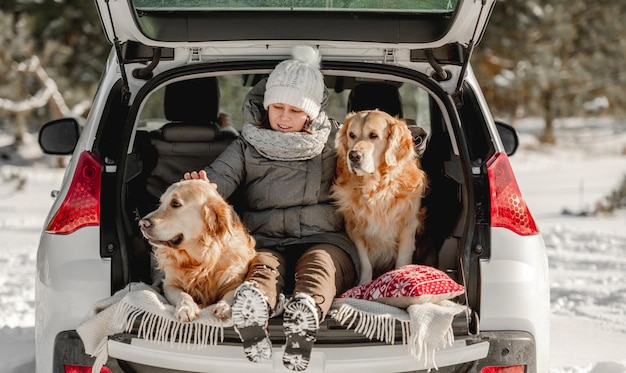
[347,82,403,117]
[145,77,237,199]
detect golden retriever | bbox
[139,179,256,322]
[332,110,428,284]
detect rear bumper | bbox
[107,335,489,373]
[49,329,535,373]
[475,331,537,372]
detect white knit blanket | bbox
[331,298,467,369]
[77,283,233,372]
[77,282,466,371]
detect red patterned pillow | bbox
[338,264,465,308]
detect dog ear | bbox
[336,113,355,157]
[203,198,234,242]
[334,114,353,183]
[384,117,415,166]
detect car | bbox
[35,1,550,372]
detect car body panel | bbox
[481,228,550,373]
[35,228,111,371]
[34,51,121,372]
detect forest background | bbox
[1,0,626,147]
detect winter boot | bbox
[282,293,320,371]
[231,282,272,362]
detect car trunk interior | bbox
[106,63,480,350]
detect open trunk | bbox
[92,52,491,370]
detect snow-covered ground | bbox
[511,117,626,371]
[1,117,625,373]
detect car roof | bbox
[95,0,495,50]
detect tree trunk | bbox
[539,90,556,144]
[13,112,28,145]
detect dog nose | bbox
[139,218,152,228]
[349,150,362,163]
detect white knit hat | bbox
[263,45,324,119]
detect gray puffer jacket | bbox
[205,79,359,277]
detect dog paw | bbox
[210,300,232,320]
[175,299,201,322]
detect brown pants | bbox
[245,243,355,320]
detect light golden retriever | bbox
[332,110,428,284]
[139,179,256,322]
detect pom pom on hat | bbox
[263,45,325,119]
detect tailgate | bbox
[106,314,489,372]
[108,335,489,373]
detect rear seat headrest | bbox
[164,77,220,123]
[160,122,220,142]
[347,83,403,117]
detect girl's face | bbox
[267,103,309,132]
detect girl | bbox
[184,45,358,371]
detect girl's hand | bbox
[183,170,218,190]
[183,170,210,182]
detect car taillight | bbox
[64,365,112,373]
[487,152,538,236]
[480,365,525,373]
[46,151,102,235]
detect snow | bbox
[1,118,625,373]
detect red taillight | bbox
[64,365,112,373]
[46,151,102,234]
[487,152,538,236]
[480,366,525,373]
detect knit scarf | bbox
[241,112,331,161]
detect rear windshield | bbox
[132,0,459,13]
[137,74,433,135]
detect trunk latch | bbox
[190,48,202,63]
[383,49,396,64]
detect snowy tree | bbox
[0,1,107,144]
[474,0,626,143]
[2,0,626,147]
